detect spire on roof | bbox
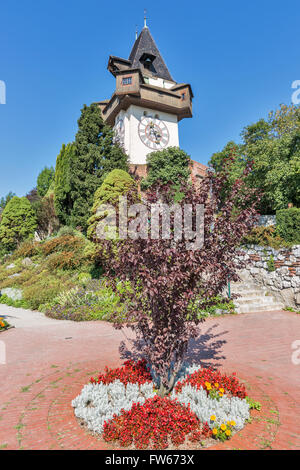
[128,26,174,82]
[144,9,148,28]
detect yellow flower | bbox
[219,388,224,393]
[0,322,4,327]
[212,428,218,435]
[210,415,216,421]
[220,423,227,431]
[230,420,236,426]
[219,392,223,397]
[214,382,219,388]
[225,429,231,436]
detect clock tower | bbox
[97,22,194,167]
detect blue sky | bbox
[0,0,299,197]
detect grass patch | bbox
[284,307,300,314]
[246,396,262,411]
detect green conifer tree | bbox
[0,196,37,251]
[69,104,128,230]
[54,143,75,225]
[37,166,55,197]
[87,169,139,241]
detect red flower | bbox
[103,395,210,449]
[90,359,152,387]
[175,367,247,399]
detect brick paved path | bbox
[0,308,299,450]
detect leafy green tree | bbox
[0,196,37,250]
[87,169,139,241]
[54,143,75,225]
[141,147,191,191]
[0,191,16,215]
[209,142,249,204]
[37,166,55,197]
[268,104,300,138]
[276,207,300,243]
[69,103,128,230]
[208,104,300,213]
[209,141,246,177]
[246,131,300,213]
[240,119,271,145]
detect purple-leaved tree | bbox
[97,162,260,396]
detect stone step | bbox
[231,290,268,298]
[235,302,284,313]
[228,281,284,313]
[230,285,266,292]
[234,296,279,305]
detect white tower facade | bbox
[114,105,179,165]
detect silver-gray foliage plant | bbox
[172,384,250,430]
[72,380,155,434]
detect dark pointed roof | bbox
[128,27,174,82]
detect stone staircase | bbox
[230,281,284,313]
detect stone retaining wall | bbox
[237,245,300,308]
[257,215,276,226]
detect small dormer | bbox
[108,56,132,77]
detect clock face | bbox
[138,116,169,150]
[113,117,125,145]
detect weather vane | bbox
[144,9,147,28]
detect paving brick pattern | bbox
[0,310,299,450]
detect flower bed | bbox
[0,317,11,331]
[72,360,257,450]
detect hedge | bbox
[276,208,300,244]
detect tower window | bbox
[154,114,160,119]
[181,92,186,100]
[122,76,132,85]
[140,53,156,73]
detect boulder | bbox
[8,273,21,279]
[282,280,291,288]
[291,277,300,288]
[292,246,300,257]
[22,257,33,267]
[0,287,23,301]
[6,263,15,269]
